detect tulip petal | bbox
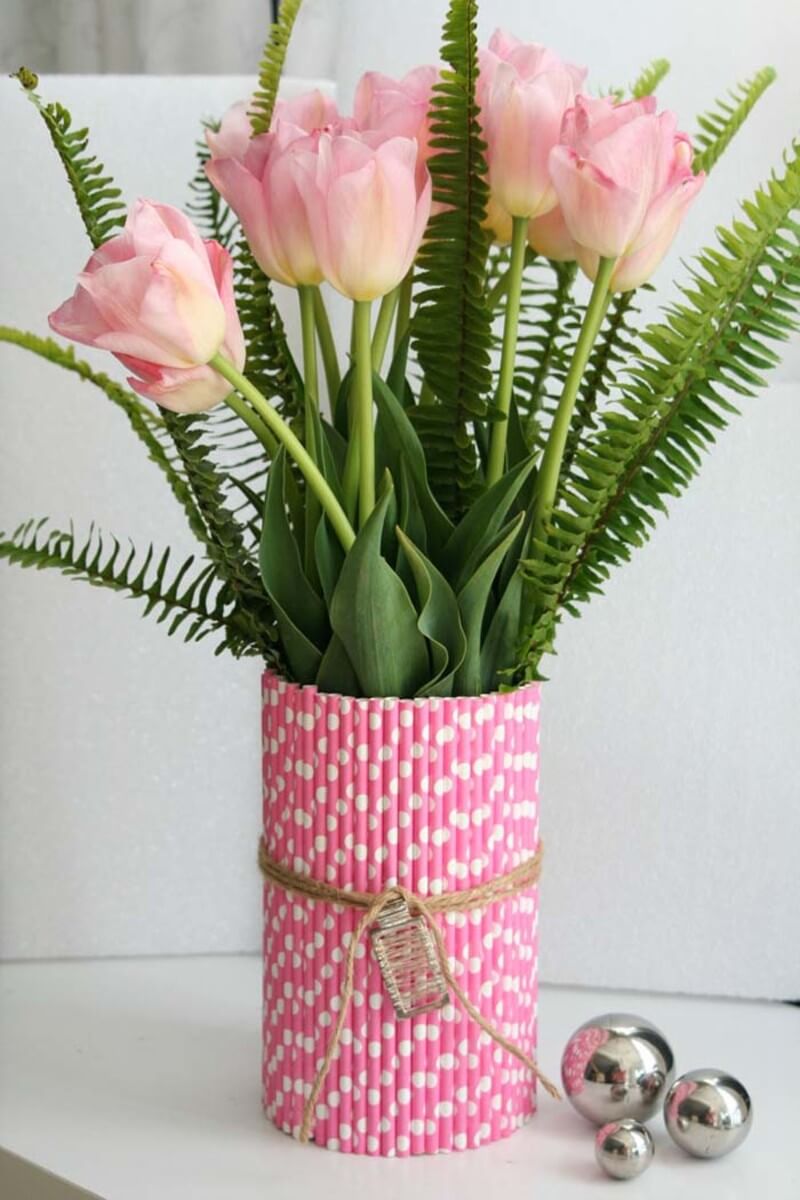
[550,145,642,258]
[126,361,233,413]
[528,205,577,262]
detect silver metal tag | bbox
[370,897,449,1019]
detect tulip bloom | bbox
[205,88,344,163]
[354,66,438,187]
[549,95,705,291]
[479,31,586,221]
[49,200,244,413]
[290,132,432,302]
[206,125,325,288]
[205,89,354,289]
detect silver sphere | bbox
[595,1119,655,1180]
[664,1069,752,1158]
[561,1012,675,1125]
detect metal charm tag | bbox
[370,897,449,1019]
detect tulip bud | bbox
[290,132,432,302]
[49,200,244,413]
[549,96,705,291]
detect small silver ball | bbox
[595,1119,655,1180]
[561,1012,675,1124]
[664,1069,752,1158]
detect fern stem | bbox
[532,256,616,538]
[352,300,375,526]
[486,216,529,487]
[312,286,341,402]
[372,288,399,372]
[211,353,356,552]
[299,285,321,577]
[394,269,413,356]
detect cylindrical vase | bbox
[261,669,541,1155]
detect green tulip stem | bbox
[224,391,278,457]
[211,353,356,552]
[299,285,322,577]
[371,287,399,372]
[312,285,341,402]
[532,255,616,539]
[485,215,529,488]
[394,268,413,356]
[352,299,375,526]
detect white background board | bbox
[1,0,799,1001]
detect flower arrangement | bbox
[1,1,797,701]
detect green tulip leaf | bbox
[439,455,536,592]
[260,449,329,682]
[386,329,411,402]
[316,632,361,696]
[396,526,467,697]
[314,514,345,608]
[453,512,525,696]
[372,373,453,558]
[329,483,430,697]
[332,363,354,436]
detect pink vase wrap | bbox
[261,670,542,1155]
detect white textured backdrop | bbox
[1,0,799,1001]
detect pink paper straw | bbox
[300,683,316,1138]
[393,701,413,1156]
[429,700,448,1156]
[320,686,342,1149]
[408,700,427,1157]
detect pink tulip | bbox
[205,98,254,164]
[478,31,586,220]
[290,132,432,302]
[479,29,586,97]
[206,123,324,288]
[49,200,244,413]
[205,88,354,289]
[527,204,577,262]
[205,88,343,163]
[354,66,438,187]
[483,194,514,245]
[549,95,705,291]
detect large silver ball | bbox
[595,1119,655,1180]
[561,1012,675,1125]
[664,1069,752,1158]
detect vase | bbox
[261,669,542,1155]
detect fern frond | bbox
[410,0,493,515]
[234,244,300,414]
[187,125,239,249]
[520,144,800,675]
[0,520,260,656]
[18,80,125,248]
[161,411,275,650]
[693,67,776,175]
[0,326,210,544]
[630,58,671,99]
[249,0,304,135]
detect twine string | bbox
[258,840,561,1143]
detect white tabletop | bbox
[0,956,796,1199]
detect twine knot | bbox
[259,839,561,1143]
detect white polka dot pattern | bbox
[261,670,541,1156]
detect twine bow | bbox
[258,839,561,1143]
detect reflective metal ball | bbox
[561,1012,675,1124]
[595,1119,655,1180]
[664,1069,752,1158]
